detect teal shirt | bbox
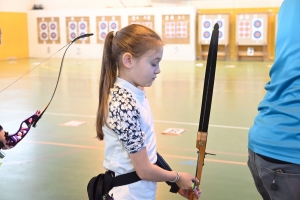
[248,0,300,164]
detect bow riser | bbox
[189,23,219,200]
[189,131,207,200]
[196,131,207,184]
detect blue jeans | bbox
[248,149,300,200]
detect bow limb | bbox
[0,34,94,153]
[32,33,94,128]
[189,23,219,200]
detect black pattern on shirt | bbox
[108,86,145,153]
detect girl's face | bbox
[129,46,163,88]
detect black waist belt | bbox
[257,153,292,164]
[87,152,179,200]
[111,170,140,187]
[110,152,179,192]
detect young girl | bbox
[96,24,200,199]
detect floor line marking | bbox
[24,140,104,150]
[4,149,82,165]
[161,154,246,166]
[154,120,249,130]
[23,140,246,166]
[0,109,249,130]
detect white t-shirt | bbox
[103,77,157,200]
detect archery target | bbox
[252,18,263,40]
[201,19,212,40]
[68,21,77,40]
[215,20,223,28]
[109,21,118,31]
[79,22,86,30]
[40,32,48,40]
[176,21,187,38]
[49,22,58,40]
[163,14,190,44]
[40,22,48,31]
[219,31,223,39]
[79,21,87,40]
[49,22,56,30]
[165,22,176,38]
[203,20,211,29]
[50,32,57,40]
[66,17,90,44]
[214,19,225,40]
[38,17,60,44]
[238,20,250,38]
[39,22,48,41]
[99,21,108,40]
[69,22,77,31]
[203,31,211,39]
[70,32,77,40]
[97,16,121,44]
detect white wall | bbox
[0,0,284,12]
[27,7,197,60]
[0,0,32,12]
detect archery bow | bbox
[0,33,94,154]
[189,23,219,200]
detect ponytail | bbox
[96,24,163,140]
[96,31,117,140]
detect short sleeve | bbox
[108,86,145,154]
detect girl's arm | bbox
[129,147,198,190]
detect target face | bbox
[254,20,262,28]
[70,23,76,30]
[79,23,86,30]
[176,21,187,38]
[50,32,57,39]
[254,31,262,38]
[203,21,211,28]
[70,32,76,39]
[110,22,117,29]
[216,20,223,28]
[38,17,61,44]
[40,23,47,30]
[237,19,251,39]
[219,31,223,38]
[203,31,211,38]
[101,32,107,39]
[50,23,56,30]
[41,32,47,39]
[165,22,176,38]
[100,23,107,29]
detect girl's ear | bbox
[122,53,133,69]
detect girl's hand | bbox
[178,188,201,199]
[0,129,9,150]
[176,172,198,190]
